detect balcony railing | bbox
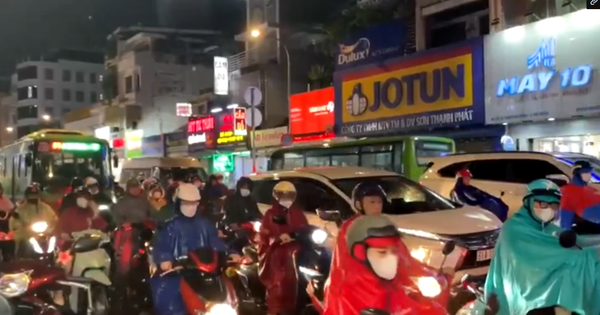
[227,40,279,72]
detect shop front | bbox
[141,135,164,157]
[125,130,143,159]
[187,115,217,163]
[251,127,288,172]
[165,131,188,157]
[484,10,600,155]
[289,87,336,143]
[213,108,250,186]
[334,33,495,151]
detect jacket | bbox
[222,192,262,225]
[10,201,58,242]
[112,194,153,226]
[58,205,108,234]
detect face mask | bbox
[533,206,555,223]
[27,199,38,204]
[152,192,162,199]
[76,198,89,208]
[180,205,197,217]
[279,200,293,209]
[581,173,592,183]
[240,189,251,197]
[367,253,398,280]
[90,189,99,195]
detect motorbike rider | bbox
[10,184,58,256]
[451,169,487,206]
[150,183,243,315]
[258,181,309,315]
[59,177,85,212]
[479,179,600,315]
[222,176,261,228]
[165,174,179,206]
[0,183,14,261]
[148,184,174,223]
[558,160,600,232]
[190,174,204,189]
[84,176,112,204]
[57,187,108,238]
[112,178,153,226]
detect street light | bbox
[42,115,50,121]
[5,127,12,132]
[250,29,261,38]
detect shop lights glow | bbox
[51,142,101,151]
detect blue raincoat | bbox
[150,212,232,315]
[472,207,600,315]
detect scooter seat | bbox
[65,276,95,284]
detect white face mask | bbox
[367,252,398,280]
[76,198,89,209]
[534,206,555,223]
[581,173,592,183]
[279,200,293,209]
[180,204,197,217]
[240,189,251,197]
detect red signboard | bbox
[234,108,246,133]
[289,87,335,135]
[188,116,215,133]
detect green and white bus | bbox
[269,136,455,180]
[0,129,115,209]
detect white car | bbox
[248,166,501,282]
[420,151,600,217]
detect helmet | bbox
[351,182,387,210]
[456,169,472,178]
[572,160,593,174]
[236,177,253,190]
[70,177,85,189]
[24,184,41,198]
[177,183,201,202]
[523,179,561,204]
[346,215,400,261]
[74,186,93,199]
[272,181,296,201]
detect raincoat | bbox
[559,175,600,229]
[222,187,261,226]
[58,204,107,234]
[451,179,508,221]
[475,207,600,315]
[258,202,308,314]
[10,201,57,242]
[150,210,231,315]
[112,181,154,226]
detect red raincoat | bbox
[323,233,447,315]
[561,184,600,217]
[58,206,107,234]
[258,202,309,314]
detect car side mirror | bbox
[316,209,341,223]
[272,215,287,225]
[546,174,569,187]
[360,309,390,315]
[25,153,32,167]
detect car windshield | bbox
[556,156,600,183]
[34,151,108,188]
[332,176,456,215]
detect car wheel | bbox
[447,290,476,315]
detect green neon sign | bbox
[52,142,101,151]
[212,154,234,172]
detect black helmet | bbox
[74,186,93,200]
[236,177,253,190]
[25,184,41,198]
[351,182,387,213]
[573,160,593,174]
[70,177,85,189]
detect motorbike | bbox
[451,188,509,222]
[155,247,238,315]
[20,220,58,264]
[59,229,112,315]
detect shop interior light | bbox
[211,108,223,113]
[226,104,238,109]
[51,142,101,151]
[547,117,555,121]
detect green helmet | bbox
[523,179,561,204]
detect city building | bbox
[10,49,104,138]
[0,93,16,146]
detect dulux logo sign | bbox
[338,38,371,65]
[496,38,593,97]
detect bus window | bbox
[331,155,359,167]
[393,142,404,173]
[361,152,393,171]
[17,156,21,177]
[415,140,453,166]
[306,156,330,167]
[35,151,108,188]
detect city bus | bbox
[0,129,115,209]
[269,136,455,180]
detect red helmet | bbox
[457,169,472,178]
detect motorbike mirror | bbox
[442,241,456,256]
[500,191,505,197]
[559,230,579,249]
[359,309,390,315]
[272,215,287,225]
[316,209,340,223]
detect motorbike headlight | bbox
[207,303,236,315]
[47,236,56,253]
[252,221,261,232]
[0,272,30,297]
[410,247,431,263]
[311,229,328,245]
[31,221,48,233]
[98,205,110,211]
[413,276,441,298]
[28,237,44,254]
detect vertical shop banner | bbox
[188,116,216,153]
[141,135,164,157]
[334,38,485,136]
[289,87,335,135]
[216,109,248,149]
[335,19,406,71]
[484,10,600,124]
[125,130,143,158]
[214,56,229,95]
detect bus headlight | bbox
[311,229,327,245]
[0,272,30,297]
[31,222,48,233]
[412,276,441,297]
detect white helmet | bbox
[177,183,201,202]
[272,181,297,201]
[84,177,98,186]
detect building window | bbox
[62,70,71,82]
[17,86,38,100]
[44,88,54,100]
[62,89,71,101]
[125,75,133,93]
[44,68,54,80]
[135,74,141,91]
[44,107,54,116]
[90,73,97,84]
[90,91,98,103]
[99,75,103,82]
[17,66,37,81]
[17,105,38,120]
[99,93,104,100]
[76,71,84,83]
[76,91,85,102]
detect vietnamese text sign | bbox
[290,87,335,135]
[214,57,229,95]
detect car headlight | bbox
[0,272,30,297]
[311,229,328,245]
[206,303,236,315]
[252,221,261,232]
[98,204,110,211]
[410,247,431,263]
[31,221,48,233]
[412,276,441,298]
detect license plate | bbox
[476,249,494,261]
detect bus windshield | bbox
[34,151,109,188]
[415,140,453,166]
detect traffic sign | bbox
[244,86,262,106]
[245,108,263,127]
[281,134,293,146]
